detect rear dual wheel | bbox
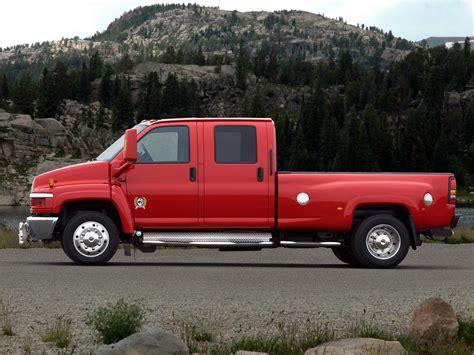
[333,215,410,268]
[62,212,119,265]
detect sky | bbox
[0,0,472,48]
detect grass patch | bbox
[458,317,474,345]
[0,230,61,249]
[349,319,392,341]
[1,299,14,336]
[458,190,474,203]
[178,321,333,355]
[421,227,474,244]
[451,227,474,244]
[42,317,72,348]
[87,299,145,344]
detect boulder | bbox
[304,338,407,355]
[36,118,66,135]
[0,111,11,121]
[10,114,35,133]
[93,329,189,355]
[410,297,459,346]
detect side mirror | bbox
[123,129,137,162]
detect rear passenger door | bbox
[202,121,270,228]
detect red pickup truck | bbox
[19,118,462,268]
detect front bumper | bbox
[18,216,58,244]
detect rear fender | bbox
[346,196,421,250]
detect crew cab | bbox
[19,118,462,268]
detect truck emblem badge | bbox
[134,197,147,209]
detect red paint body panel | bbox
[125,121,199,229]
[277,173,455,232]
[29,118,456,237]
[201,121,271,228]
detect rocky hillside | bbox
[0,4,412,72]
[0,103,116,205]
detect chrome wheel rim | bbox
[73,221,109,258]
[365,224,401,260]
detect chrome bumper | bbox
[18,217,58,244]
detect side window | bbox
[137,126,189,163]
[215,125,257,164]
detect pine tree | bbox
[432,131,449,172]
[89,50,104,80]
[249,87,265,117]
[0,73,9,102]
[161,73,181,117]
[337,107,358,171]
[236,39,248,91]
[99,65,113,107]
[194,46,206,66]
[162,45,177,64]
[37,61,69,117]
[112,78,134,132]
[319,114,339,170]
[137,72,162,121]
[77,62,91,102]
[267,47,278,82]
[12,73,37,117]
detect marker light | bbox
[423,193,433,206]
[48,178,56,188]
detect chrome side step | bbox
[280,241,341,248]
[142,232,273,246]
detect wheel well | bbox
[353,205,418,250]
[57,200,124,239]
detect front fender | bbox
[111,185,135,234]
[50,184,110,214]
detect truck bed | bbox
[277,172,455,232]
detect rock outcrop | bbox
[0,104,115,206]
[93,329,189,355]
[304,338,407,355]
[410,297,459,346]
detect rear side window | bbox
[214,125,257,164]
[137,126,189,163]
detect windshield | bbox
[96,124,147,162]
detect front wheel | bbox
[351,215,410,268]
[62,212,119,265]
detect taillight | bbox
[448,176,456,204]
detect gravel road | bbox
[1,245,473,353]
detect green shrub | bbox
[42,317,72,348]
[87,299,145,344]
[458,317,474,345]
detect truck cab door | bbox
[202,121,271,228]
[125,122,199,229]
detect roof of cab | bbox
[140,117,273,126]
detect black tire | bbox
[62,212,119,265]
[351,214,410,268]
[332,247,361,267]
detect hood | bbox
[32,161,110,192]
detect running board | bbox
[142,232,273,246]
[280,241,341,248]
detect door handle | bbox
[190,167,196,182]
[257,167,264,182]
